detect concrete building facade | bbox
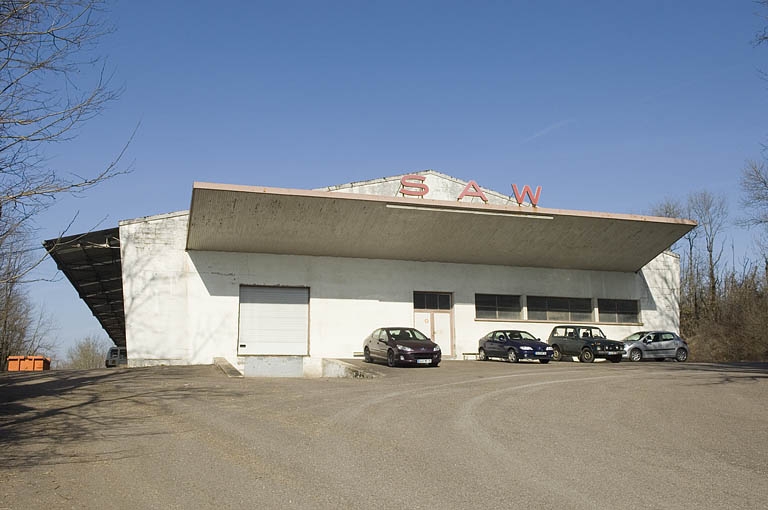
[46,171,695,376]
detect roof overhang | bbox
[43,228,125,347]
[187,183,696,272]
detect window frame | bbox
[527,296,593,322]
[597,298,640,324]
[474,293,522,321]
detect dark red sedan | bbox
[362,327,441,367]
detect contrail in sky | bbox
[520,119,575,145]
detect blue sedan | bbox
[477,330,553,363]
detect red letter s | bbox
[400,174,429,197]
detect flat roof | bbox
[187,182,695,272]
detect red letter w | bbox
[512,184,542,207]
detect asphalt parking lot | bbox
[2,360,767,510]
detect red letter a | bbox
[457,180,488,202]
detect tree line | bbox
[654,5,768,362]
[652,162,768,361]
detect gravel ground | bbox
[1,360,767,510]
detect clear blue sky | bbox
[31,0,767,356]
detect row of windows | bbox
[412,292,641,324]
[474,294,640,324]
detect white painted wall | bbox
[120,211,681,369]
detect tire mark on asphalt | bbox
[451,373,638,510]
[327,368,602,426]
[453,373,634,449]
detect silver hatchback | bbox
[622,331,688,362]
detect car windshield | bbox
[586,328,606,338]
[622,332,646,341]
[503,331,536,341]
[387,328,429,341]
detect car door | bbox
[656,332,678,358]
[549,327,568,354]
[562,326,580,355]
[483,331,499,358]
[371,329,388,360]
[480,332,495,357]
[643,333,663,358]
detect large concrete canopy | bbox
[187,183,696,272]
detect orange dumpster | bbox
[6,355,51,371]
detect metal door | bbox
[414,311,453,356]
[238,286,309,356]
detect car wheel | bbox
[675,348,688,362]
[387,350,397,368]
[579,348,594,363]
[478,348,487,361]
[629,348,642,362]
[363,347,372,363]
[539,359,550,364]
[507,349,519,363]
[552,345,562,362]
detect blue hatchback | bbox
[477,330,553,363]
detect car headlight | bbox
[397,345,413,352]
[519,346,533,351]
[546,346,554,351]
[433,345,441,351]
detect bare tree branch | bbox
[0,1,128,369]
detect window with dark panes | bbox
[414,292,452,311]
[527,296,593,322]
[474,294,521,320]
[598,299,639,323]
[570,298,592,322]
[527,296,548,321]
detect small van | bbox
[105,347,128,368]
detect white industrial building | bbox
[45,171,695,376]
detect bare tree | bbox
[649,197,690,251]
[61,334,109,369]
[740,159,768,258]
[688,191,728,313]
[0,2,128,369]
[1,0,123,202]
[0,223,57,369]
[756,0,768,47]
[650,196,702,321]
[650,197,685,219]
[1,1,128,282]
[741,159,768,225]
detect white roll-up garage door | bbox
[238,286,309,355]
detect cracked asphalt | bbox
[1,360,767,510]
